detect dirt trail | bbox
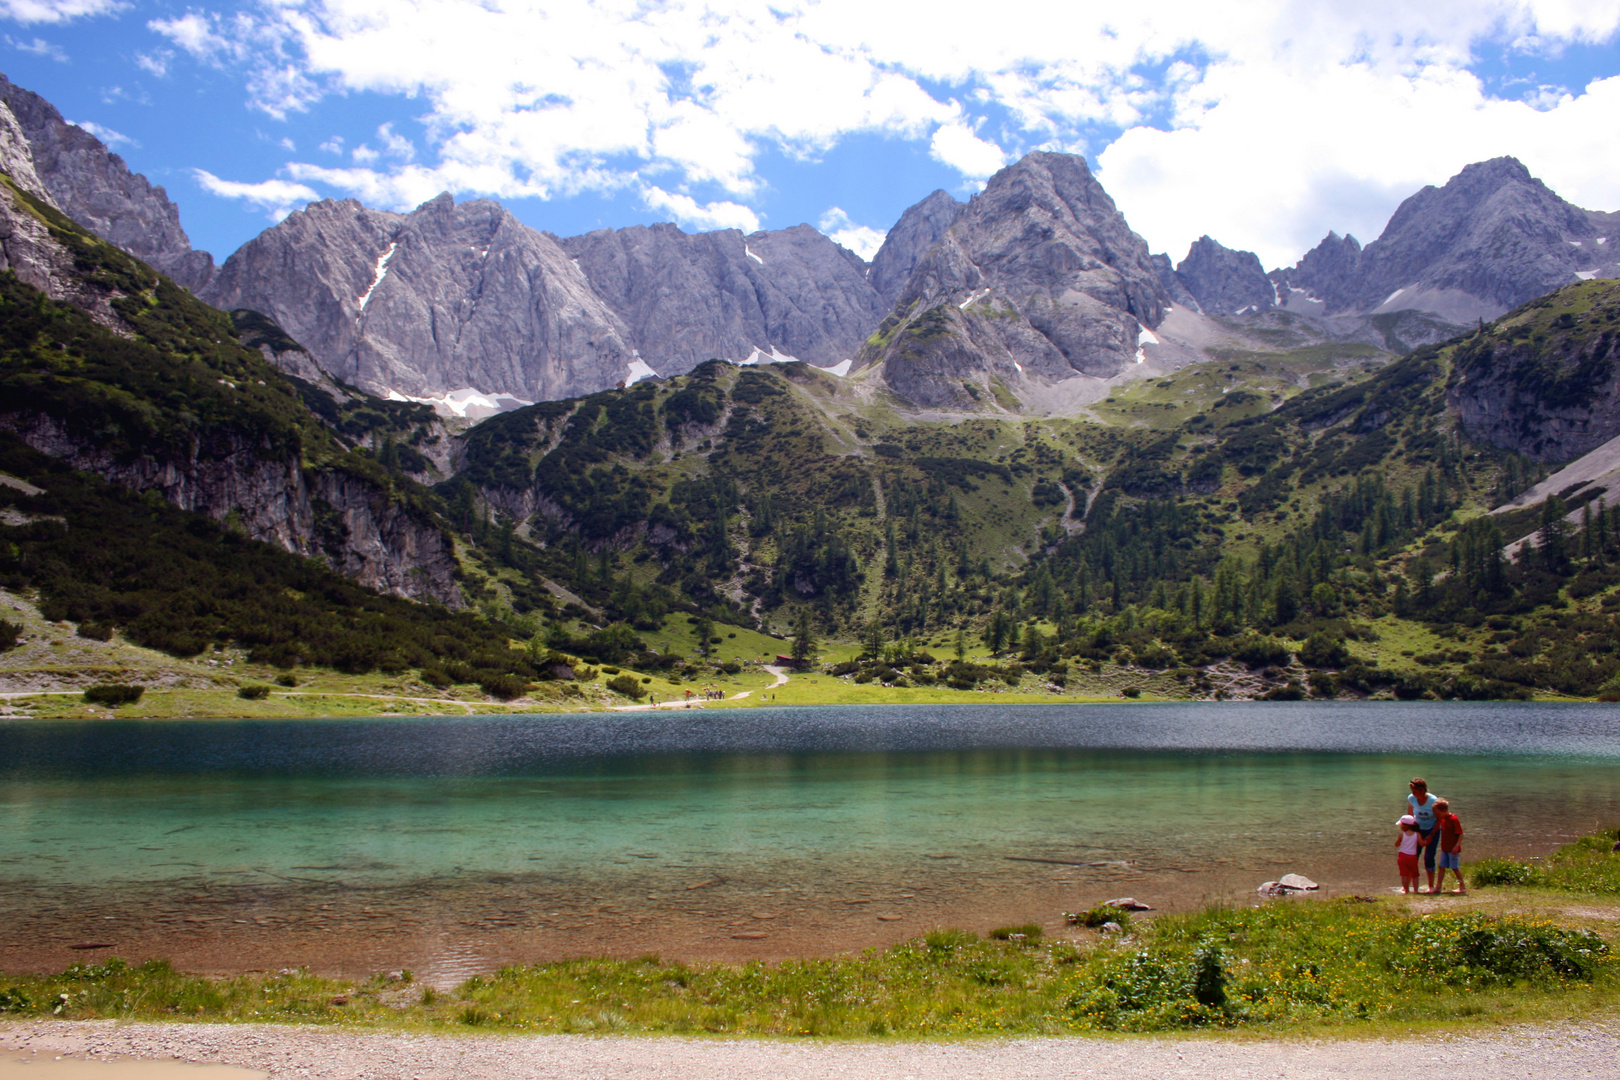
[4,1020,1617,1080]
[613,665,790,711]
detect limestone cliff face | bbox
[0,412,461,605]
[858,152,1168,407]
[1447,284,1620,463]
[0,73,213,290]
[201,195,637,401]
[559,221,885,372]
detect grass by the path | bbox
[1471,829,1620,894]
[2,886,1615,1037]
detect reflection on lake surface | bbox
[2,702,1618,981]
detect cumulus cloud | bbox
[929,122,1008,180]
[0,0,121,25]
[193,170,321,220]
[70,119,136,147]
[154,0,1620,257]
[643,187,761,232]
[819,207,887,260]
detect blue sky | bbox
[4,0,1620,269]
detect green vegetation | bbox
[1,902,1610,1036]
[1472,829,1620,894]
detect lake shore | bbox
[5,1018,1620,1080]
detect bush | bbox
[606,674,645,699]
[1299,632,1349,668]
[988,923,1043,942]
[0,618,18,652]
[237,685,272,700]
[75,621,113,642]
[1471,858,1542,887]
[83,684,143,707]
[1234,635,1291,669]
[477,673,528,700]
[274,674,298,688]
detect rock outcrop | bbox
[1272,158,1620,322]
[0,413,460,604]
[201,194,638,403]
[867,189,962,304]
[558,220,885,372]
[1170,236,1276,316]
[858,151,1168,407]
[0,73,213,290]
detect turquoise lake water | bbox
[2,702,1618,978]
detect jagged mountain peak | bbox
[858,150,1168,408]
[1272,155,1619,322]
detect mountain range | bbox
[2,71,1616,416]
[10,67,1620,707]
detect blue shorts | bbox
[1438,850,1460,870]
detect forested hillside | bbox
[6,163,1620,706]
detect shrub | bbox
[478,673,528,700]
[274,674,298,688]
[1234,635,1291,669]
[1299,632,1349,668]
[988,923,1043,942]
[75,621,113,642]
[606,674,645,698]
[237,685,272,700]
[1470,858,1542,887]
[0,619,18,652]
[83,684,143,706]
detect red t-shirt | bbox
[1438,813,1464,852]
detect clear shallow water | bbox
[2,702,1619,978]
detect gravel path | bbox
[5,1020,1619,1079]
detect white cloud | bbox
[193,170,321,221]
[0,0,121,25]
[819,207,886,260]
[279,136,296,151]
[152,0,1620,260]
[70,119,136,148]
[134,48,170,76]
[318,135,344,155]
[929,122,1008,180]
[642,186,760,232]
[5,33,64,60]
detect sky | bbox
[2,0,1619,269]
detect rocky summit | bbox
[1271,157,1620,322]
[857,152,1168,407]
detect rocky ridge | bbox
[558,220,886,373]
[1271,157,1620,322]
[0,72,213,290]
[200,195,636,405]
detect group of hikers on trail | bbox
[1396,777,1466,894]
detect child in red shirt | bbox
[1433,798,1465,894]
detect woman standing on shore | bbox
[1406,778,1443,894]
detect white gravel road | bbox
[4,1020,1620,1079]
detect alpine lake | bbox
[2,701,1618,987]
